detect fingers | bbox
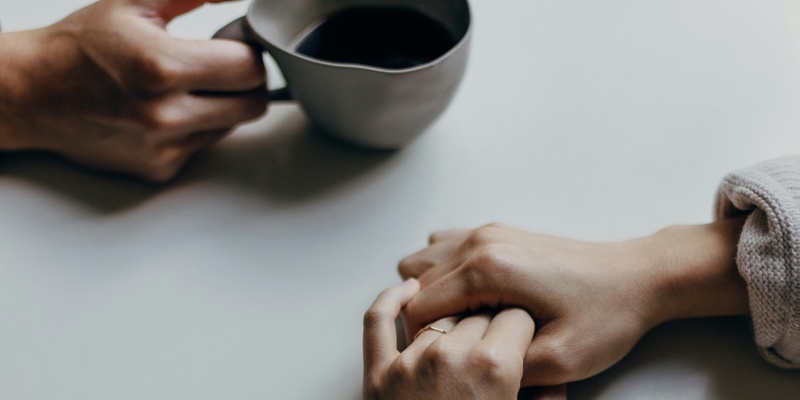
[170,37,267,92]
[184,89,268,130]
[401,316,459,362]
[398,240,460,280]
[397,229,471,280]
[130,0,245,23]
[122,2,266,92]
[142,89,268,143]
[448,313,492,339]
[363,279,420,375]
[414,231,495,288]
[411,316,459,345]
[483,308,535,357]
[416,255,461,289]
[404,264,499,335]
[471,309,535,398]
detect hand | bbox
[399,220,749,386]
[363,279,536,399]
[0,0,268,182]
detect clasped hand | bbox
[365,219,747,398]
[363,279,535,399]
[399,223,654,388]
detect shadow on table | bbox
[0,151,160,213]
[567,317,800,400]
[186,104,398,203]
[0,105,396,213]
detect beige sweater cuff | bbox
[715,155,800,368]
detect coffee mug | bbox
[214,0,471,149]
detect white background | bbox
[1,0,799,398]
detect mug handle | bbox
[213,17,293,102]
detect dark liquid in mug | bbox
[295,7,456,69]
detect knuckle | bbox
[364,300,392,329]
[459,261,488,297]
[138,104,185,132]
[532,340,576,383]
[362,307,388,331]
[470,346,519,384]
[461,223,510,248]
[362,373,383,398]
[464,226,499,247]
[428,231,447,244]
[421,337,459,369]
[130,53,182,93]
[472,243,507,266]
[388,354,416,382]
[461,243,510,286]
[127,99,178,133]
[456,244,515,304]
[484,221,509,230]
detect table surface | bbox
[2,1,800,399]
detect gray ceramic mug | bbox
[215,0,471,149]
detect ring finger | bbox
[403,316,459,359]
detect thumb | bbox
[126,0,243,23]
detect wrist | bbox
[0,30,46,151]
[0,21,89,153]
[623,217,750,329]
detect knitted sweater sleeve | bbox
[715,155,800,368]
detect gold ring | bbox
[414,325,447,340]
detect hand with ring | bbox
[362,279,538,399]
[398,220,749,388]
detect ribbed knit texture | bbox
[715,155,800,369]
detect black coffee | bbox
[295,7,456,69]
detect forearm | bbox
[628,216,750,330]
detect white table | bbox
[2,1,799,398]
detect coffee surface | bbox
[295,7,456,69]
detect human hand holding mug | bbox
[0,0,268,182]
[214,0,471,148]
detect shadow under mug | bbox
[214,0,471,149]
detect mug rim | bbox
[245,1,472,75]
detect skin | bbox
[395,217,749,389]
[0,0,269,182]
[363,279,537,400]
